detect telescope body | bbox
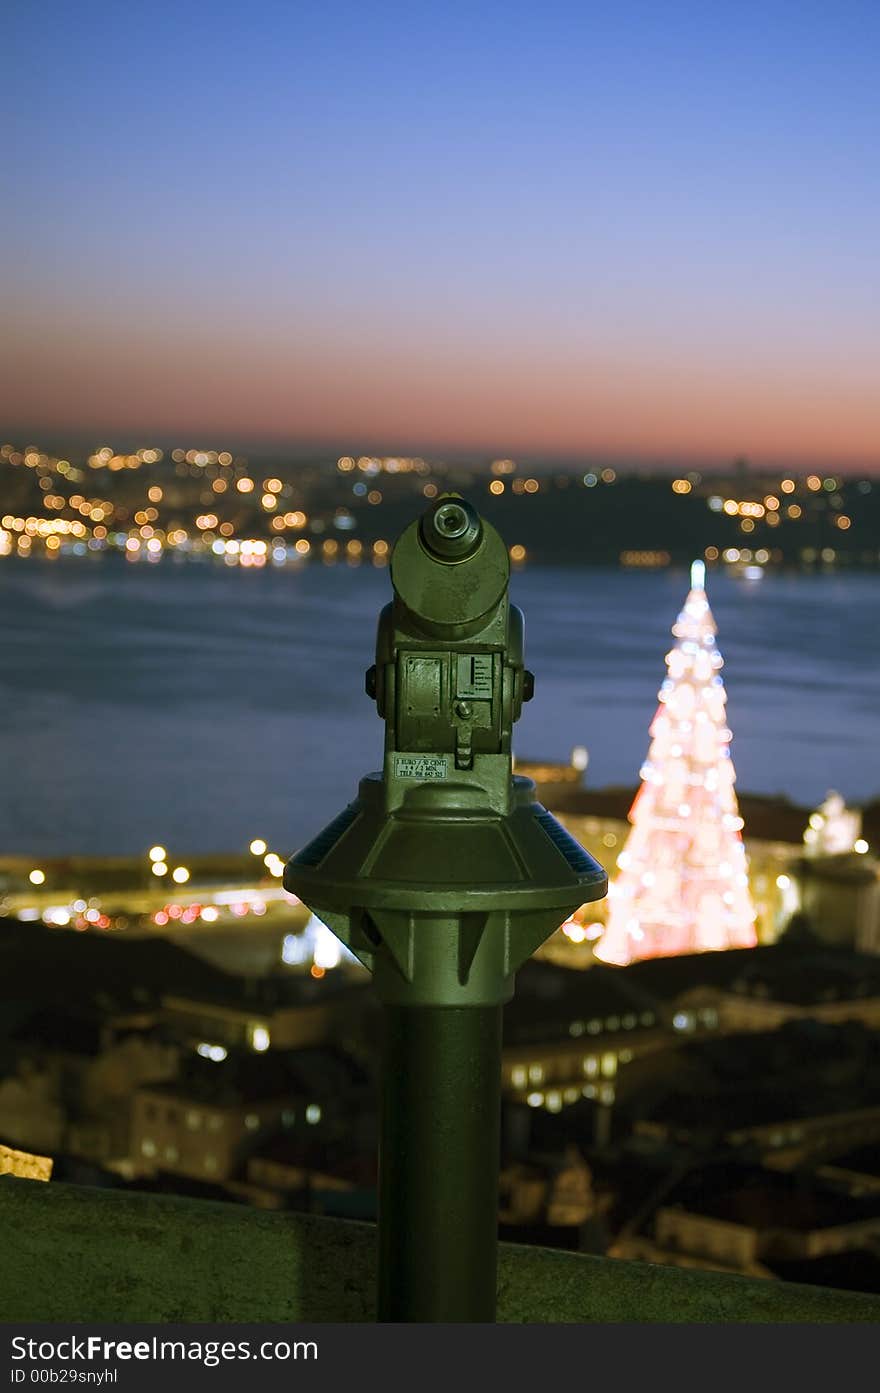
[284,496,606,1320]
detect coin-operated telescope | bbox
[284,496,606,1322]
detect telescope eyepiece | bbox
[419,496,482,561]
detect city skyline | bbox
[3,1,880,469]
[5,3,880,1327]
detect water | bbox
[1,557,878,856]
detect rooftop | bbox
[140,1045,366,1106]
[0,921,233,1013]
[544,784,813,847]
[767,1250,880,1295]
[664,1164,880,1232]
[725,950,880,1005]
[630,1020,880,1132]
[821,1143,880,1177]
[505,958,658,1041]
[620,943,880,1006]
[0,920,368,1018]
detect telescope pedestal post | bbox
[377,1002,502,1323]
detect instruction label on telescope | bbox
[457,653,493,699]
[394,754,449,780]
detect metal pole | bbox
[377,1003,502,1322]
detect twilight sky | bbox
[3,0,879,467]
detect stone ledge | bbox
[2,1177,879,1323]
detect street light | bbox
[284,495,606,1322]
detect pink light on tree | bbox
[595,561,757,966]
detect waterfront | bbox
[2,556,878,857]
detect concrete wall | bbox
[2,1177,879,1323]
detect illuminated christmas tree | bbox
[595,561,757,965]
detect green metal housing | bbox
[284,495,606,1320]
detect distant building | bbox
[0,926,200,1167]
[243,1132,376,1215]
[794,853,880,952]
[613,1163,880,1287]
[7,1008,176,1168]
[816,1141,880,1198]
[160,972,368,1055]
[499,1145,595,1229]
[627,1017,880,1169]
[652,943,880,1035]
[501,959,674,1140]
[130,1048,364,1187]
[497,946,880,1147]
[0,923,371,1183]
